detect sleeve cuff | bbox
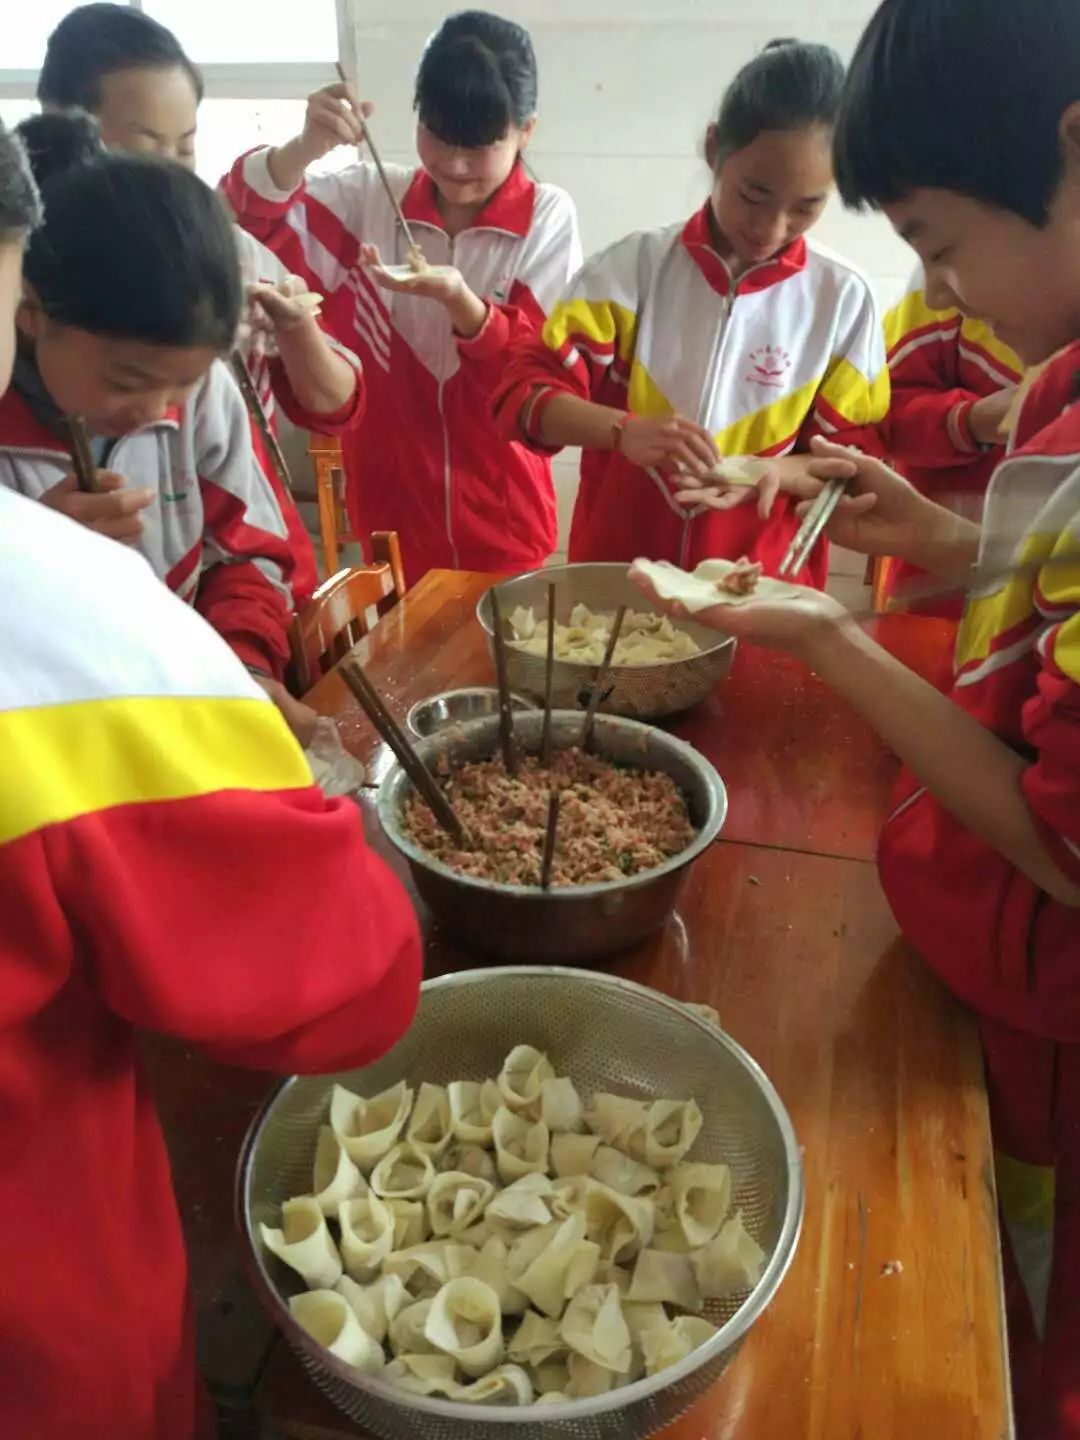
[1020,768,1080,888]
[243,147,300,204]
[456,302,510,360]
[947,399,984,455]
[229,635,285,679]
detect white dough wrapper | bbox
[388,1198,429,1249]
[497,1045,556,1116]
[469,1236,530,1316]
[639,1315,718,1376]
[311,1126,368,1214]
[631,1099,703,1170]
[487,1174,555,1229]
[453,1364,534,1405]
[565,1352,619,1398]
[550,1132,602,1178]
[551,1177,655,1264]
[339,1194,396,1280]
[492,1107,550,1183]
[334,1272,410,1344]
[370,1141,436,1200]
[440,1141,498,1184]
[628,1248,703,1312]
[384,1353,459,1397]
[448,1079,503,1146]
[387,1299,438,1355]
[584,1093,649,1150]
[540,1077,586,1134]
[384,1240,479,1298]
[260,1196,342,1289]
[424,1277,505,1377]
[514,1212,597,1318]
[428,1170,497,1238]
[632,558,805,612]
[289,1290,385,1373]
[692,1210,766,1298]
[329,1080,413,1171]
[670,1162,733,1249]
[560,1283,633,1374]
[589,1145,661,1197]
[507,1309,567,1367]
[407,1082,454,1159]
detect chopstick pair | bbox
[778,477,847,577]
[334,63,418,253]
[229,352,297,499]
[63,416,102,494]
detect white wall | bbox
[344,0,914,553]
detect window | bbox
[0,2,343,183]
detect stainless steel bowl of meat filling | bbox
[377,711,726,963]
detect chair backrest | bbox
[289,532,405,695]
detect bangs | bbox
[414,34,515,149]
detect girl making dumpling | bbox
[38,2,366,605]
[493,40,888,586]
[222,9,582,587]
[0,112,315,740]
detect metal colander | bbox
[475,565,736,721]
[237,968,803,1440]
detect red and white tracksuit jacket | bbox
[882,270,1023,616]
[232,225,366,606]
[0,359,296,679]
[222,152,583,587]
[0,484,422,1440]
[878,342,1080,1439]
[492,205,889,586]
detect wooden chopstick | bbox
[581,604,626,751]
[778,477,846,577]
[230,351,296,498]
[539,790,560,890]
[340,658,468,844]
[63,416,102,494]
[334,63,417,251]
[489,588,518,776]
[541,581,556,767]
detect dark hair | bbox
[15,111,239,350]
[38,2,203,112]
[0,124,43,243]
[712,38,844,166]
[835,0,1078,225]
[415,10,537,148]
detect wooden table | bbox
[145,570,1012,1440]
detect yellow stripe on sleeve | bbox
[817,358,890,428]
[542,297,639,367]
[883,288,956,352]
[0,695,312,847]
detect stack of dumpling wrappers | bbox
[260,1045,766,1406]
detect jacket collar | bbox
[680,203,807,300]
[401,159,536,238]
[0,377,182,458]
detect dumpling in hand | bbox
[427,1171,496,1238]
[338,1194,395,1280]
[311,1126,367,1214]
[492,1107,550,1183]
[289,1290,385,1374]
[334,1272,410,1344]
[692,1211,766,1298]
[560,1283,632,1374]
[330,1081,413,1171]
[424,1277,505,1377]
[260,1196,342,1289]
[497,1046,556,1116]
[370,1141,436,1200]
[406,1083,453,1160]
[448,1079,503,1146]
[639,1315,717,1376]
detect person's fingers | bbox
[794,491,878,521]
[670,439,716,479]
[93,515,147,543]
[755,466,781,520]
[693,487,752,512]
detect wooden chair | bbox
[288,532,406,695]
[307,433,354,577]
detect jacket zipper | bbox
[440,231,460,568]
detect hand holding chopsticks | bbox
[334,63,418,252]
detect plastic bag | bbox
[306,717,366,797]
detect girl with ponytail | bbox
[223,10,582,586]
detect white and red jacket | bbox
[0,359,296,679]
[0,484,422,1440]
[231,225,366,606]
[222,152,582,587]
[492,205,889,585]
[880,269,1023,615]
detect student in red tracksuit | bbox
[222,10,582,588]
[37,2,368,606]
[879,268,1023,616]
[1,112,315,740]
[0,121,421,1440]
[492,40,888,583]
[635,2,1080,1433]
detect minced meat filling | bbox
[402,748,697,887]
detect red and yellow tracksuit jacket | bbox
[878,342,1080,1435]
[222,152,583,588]
[0,484,422,1440]
[881,271,1023,615]
[492,205,889,585]
[0,359,296,679]
[232,224,366,606]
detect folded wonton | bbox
[406,1082,454,1160]
[560,1283,633,1374]
[260,1196,342,1289]
[448,1079,503,1147]
[452,1363,534,1405]
[384,1240,478,1299]
[370,1141,436,1201]
[540,1077,586,1134]
[311,1126,367,1215]
[492,1107,550,1184]
[383,1352,459,1396]
[289,1289,385,1374]
[334,1272,410,1344]
[427,1171,496,1239]
[639,1315,717,1376]
[692,1211,766,1298]
[497,1046,556,1117]
[329,1081,413,1171]
[338,1194,396,1280]
[424,1277,505,1377]
[629,1100,703,1170]
[627,1248,702,1312]
[669,1162,732,1249]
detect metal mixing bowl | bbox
[377,710,726,963]
[238,966,804,1440]
[476,564,736,721]
[406,688,537,739]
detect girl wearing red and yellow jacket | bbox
[37,3,368,607]
[880,267,1022,616]
[0,124,421,1440]
[493,41,888,586]
[222,11,582,589]
[1,114,317,740]
[636,3,1080,1428]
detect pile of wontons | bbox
[260,1045,766,1407]
[508,603,702,667]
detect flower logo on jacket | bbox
[747,345,792,388]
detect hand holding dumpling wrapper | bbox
[261,1043,766,1407]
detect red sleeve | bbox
[1020,616,1080,890]
[886,308,994,470]
[44,784,421,1074]
[194,550,291,679]
[266,344,366,436]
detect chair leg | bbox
[315,460,340,578]
[372,531,406,597]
